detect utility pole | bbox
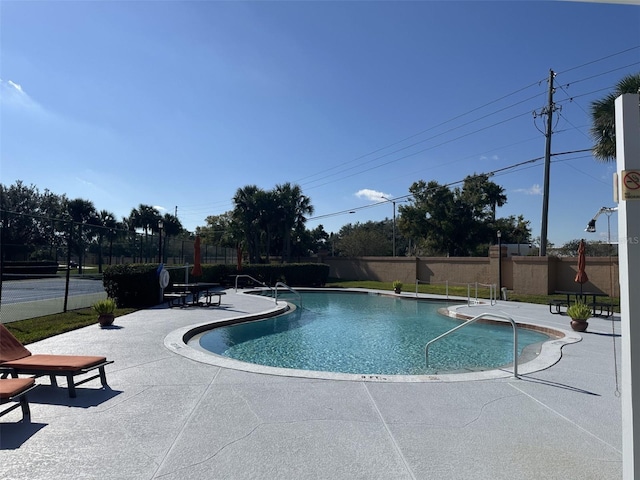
[381,196,396,256]
[538,69,557,256]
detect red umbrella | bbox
[191,236,203,277]
[574,239,588,295]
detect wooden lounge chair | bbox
[0,324,113,398]
[0,377,36,422]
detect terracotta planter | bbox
[99,314,115,328]
[570,319,588,332]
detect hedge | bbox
[103,264,162,308]
[103,263,330,308]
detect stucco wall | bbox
[320,253,619,296]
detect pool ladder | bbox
[234,274,272,293]
[233,275,302,308]
[275,282,302,308]
[425,312,519,378]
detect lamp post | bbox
[381,196,396,257]
[157,220,163,264]
[585,206,618,301]
[497,230,502,295]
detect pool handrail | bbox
[234,274,273,295]
[425,312,519,378]
[274,282,302,308]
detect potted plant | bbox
[93,298,117,327]
[566,301,591,332]
[392,280,403,294]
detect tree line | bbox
[0,181,186,271]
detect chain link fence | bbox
[0,210,234,323]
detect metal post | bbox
[616,93,640,480]
[392,201,396,257]
[497,230,502,295]
[157,220,163,263]
[539,69,555,256]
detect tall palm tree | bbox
[95,210,117,272]
[483,182,507,222]
[232,185,263,264]
[128,204,161,262]
[275,183,314,262]
[590,72,640,162]
[66,198,97,272]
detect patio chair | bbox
[0,324,113,398]
[0,377,36,422]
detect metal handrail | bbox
[425,312,519,378]
[234,275,273,294]
[275,282,302,308]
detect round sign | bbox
[159,269,170,289]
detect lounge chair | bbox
[0,378,36,422]
[0,324,113,398]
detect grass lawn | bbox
[325,279,620,311]
[5,307,137,345]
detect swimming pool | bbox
[194,291,550,376]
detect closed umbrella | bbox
[574,239,588,296]
[191,236,203,278]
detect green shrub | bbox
[103,264,162,308]
[567,301,591,321]
[93,298,116,314]
[103,262,330,308]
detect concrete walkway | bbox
[0,290,622,479]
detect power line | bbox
[556,45,640,75]
[308,149,591,224]
[297,49,638,195]
[294,78,547,186]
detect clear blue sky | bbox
[1,1,638,247]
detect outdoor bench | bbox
[548,299,568,314]
[163,292,189,307]
[589,302,612,317]
[204,291,226,306]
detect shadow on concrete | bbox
[0,422,47,449]
[27,386,122,408]
[518,375,601,396]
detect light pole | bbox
[585,206,618,302]
[497,230,502,296]
[157,220,163,264]
[381,196,396,257]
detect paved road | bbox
[1,277,105,305]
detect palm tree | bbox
[275,183,314,262]
[66,198,97,272]
[590,73,640,162]
[94,210,117,272]
[232,185,263,264]
[484,182,507,222]
[128,204,161,262]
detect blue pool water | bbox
[198,291,549,375]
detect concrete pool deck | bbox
[0,289,622,479]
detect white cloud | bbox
[7,80,23,92]
[355,189,391,202]
[0,78,42,112]
[154,205,167,212]
[480,154,500,161]
[514,184,542,195]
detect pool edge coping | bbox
[164,288,582,383]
